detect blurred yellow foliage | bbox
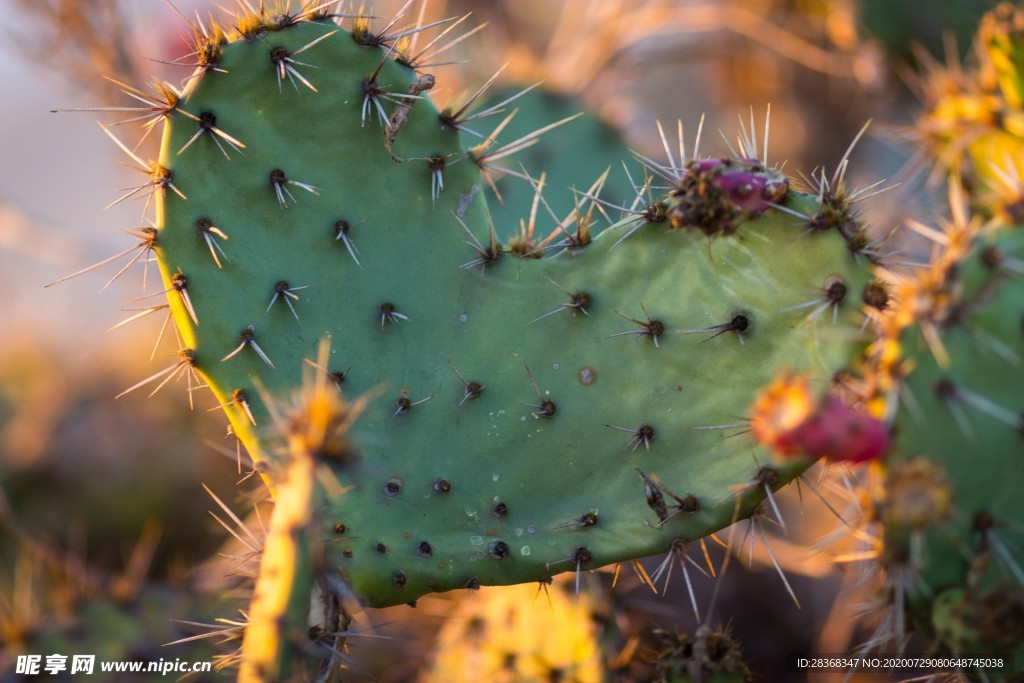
[425,580,603,683]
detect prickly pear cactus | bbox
[878,4,1024,668]
[425,580,604,683]
[104,6,884,613]
[918,2,1024,209]
[868,190,1024,668]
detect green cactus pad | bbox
[882,220,1024,658]
[473,86,640,238]
[129,17,881,611]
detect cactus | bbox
[0,509,226,681]
[859,4,1024,665]
[66,0,893,642]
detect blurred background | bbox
[0,0,1002,680]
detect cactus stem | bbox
[177,110,246,158]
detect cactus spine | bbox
[863,3,1024,665]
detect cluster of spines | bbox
[82,85,888,596]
